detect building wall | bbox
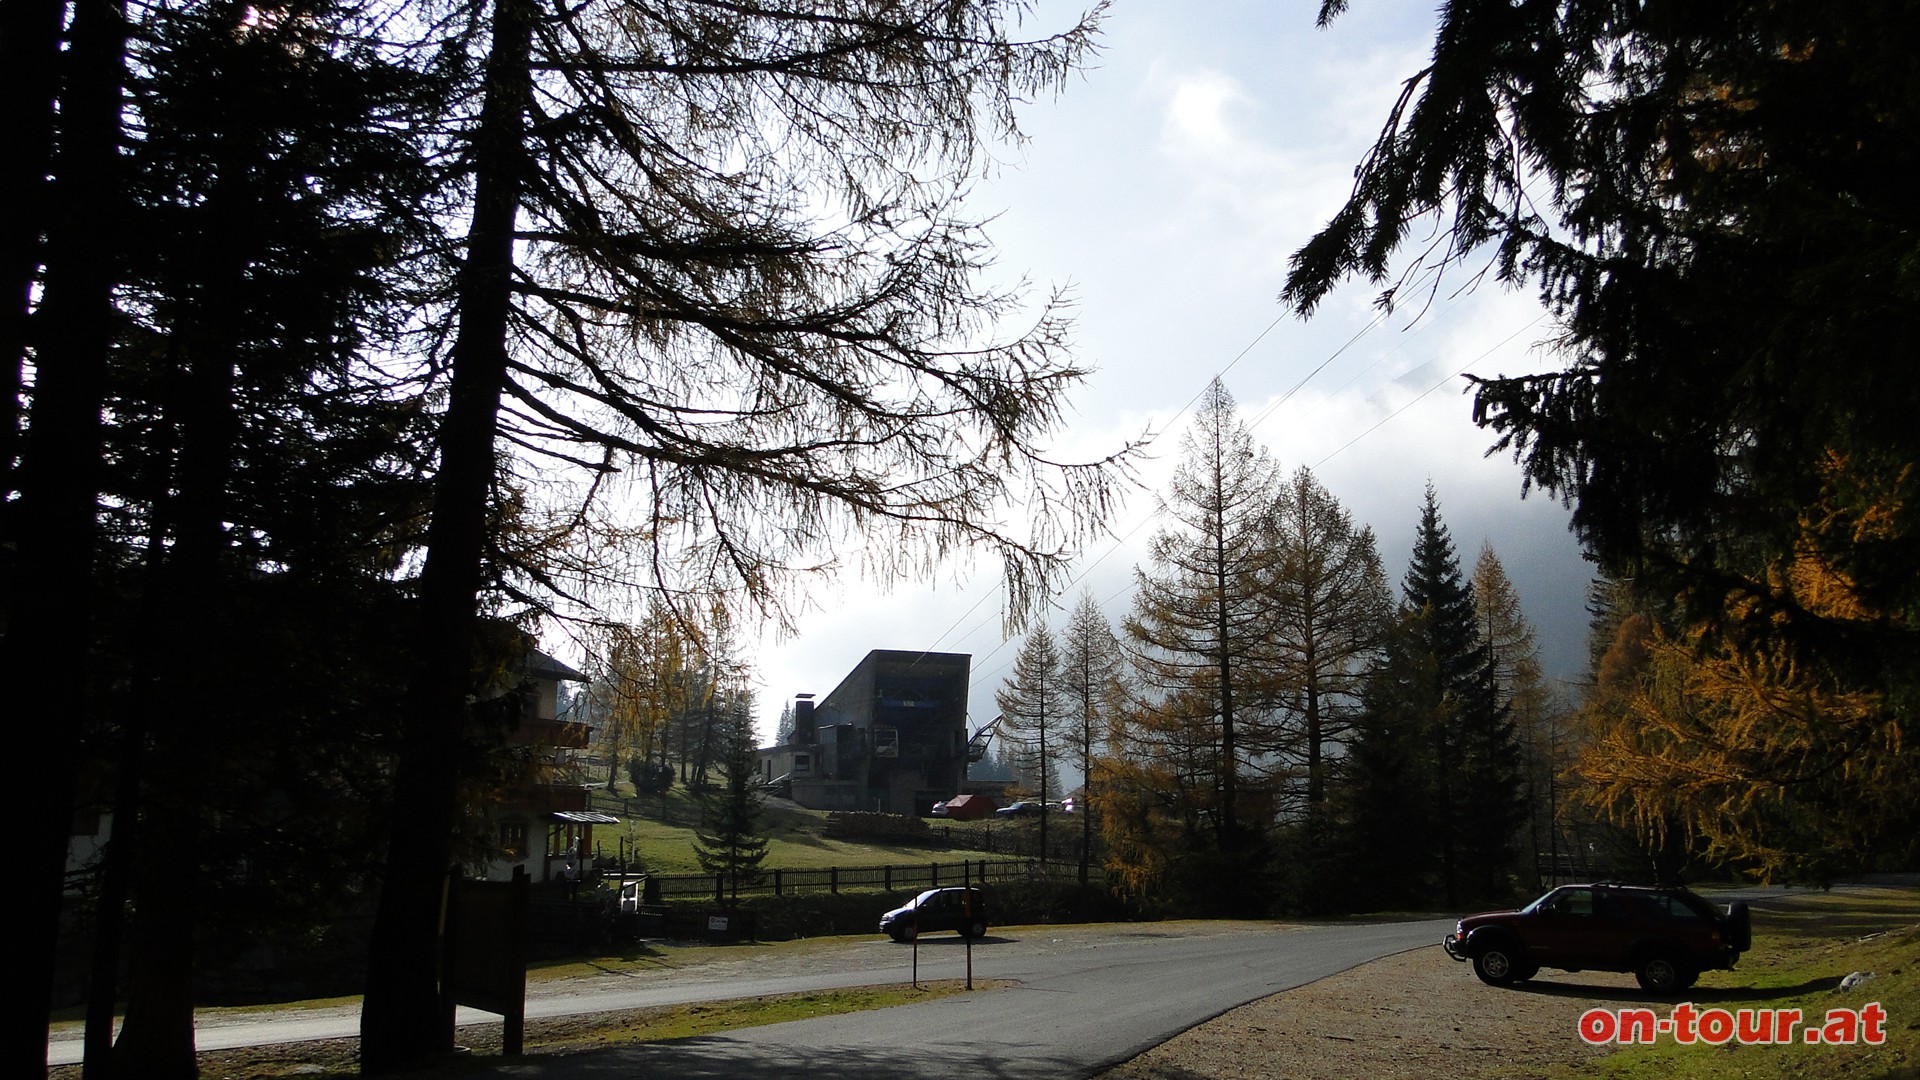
[774,649,970,815]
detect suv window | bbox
[1641,891,1710,920]
[1552,888,1596,916]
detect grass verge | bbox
[50,980,1000,1080]
[1556,886,1918,1080]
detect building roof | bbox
[528,649,587,682]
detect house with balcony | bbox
[760,649,971,816]
[474,645,616,883]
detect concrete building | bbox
[760,649,971,815]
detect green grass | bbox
[540,979,987,1047]
[1552,886,1919,1080]
[587,784,1014,873]
[526,930,878,982]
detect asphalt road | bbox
[495,918,1453,1079]
[48,918,1453,1074]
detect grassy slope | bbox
[1561,886,1919,1080]
[586,784,1013,874]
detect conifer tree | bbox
[694,734,770,906]
[1268,467,1389,834]
[1058,591,1127,886]
[997,625,1066,859]
[1126,379,1280,852]
[1472,544,1561,890]
[13,1,1137,1072]
[1335,609,1440,909]
[362,4,1135,1064]
[1385,487,1523,906]
[1291,0,1920,879]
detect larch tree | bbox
[1125,379,1281,907]
[1577,499,1920,881]
[1266,466,1389,842]
[997,624,1067,860]
[1057,590,1127,887]
[362,2,1137,1070]
[1472,544,1562,890]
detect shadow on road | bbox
[491,1035,1085,1079]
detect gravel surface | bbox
[1093,943,1636,1080]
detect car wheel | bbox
[962,919,987,939]
[1472,942,1524,987]
[1635,950,1694,994]
[1726,901,1752,952]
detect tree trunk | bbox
[11,0,128,1069]
[0,0,64,511]
[360,0,531,1070]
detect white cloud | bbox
[744,2,1595,743]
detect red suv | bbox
[1443,882,1751,993]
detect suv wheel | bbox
[1726,901,1752,952]
[1635,950,1696,994]
[1472,942,1528,987]
[962,919,988,939]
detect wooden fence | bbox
[644,858,1074,902]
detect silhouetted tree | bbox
[361,2,1133,1070]
[1291,0,1920,878]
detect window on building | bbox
[499,821,527,858]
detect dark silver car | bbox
[880,886,988,942]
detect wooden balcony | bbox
[512,717,591,749]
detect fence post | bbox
[931,861,939,887]
[884,865,892,891]
[773,868,782,896]
[830,867,838,894]
[714,874,723,905]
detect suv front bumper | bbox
[1442,933,1466,961]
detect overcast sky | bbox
[746,0,1593,743]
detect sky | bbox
[745,0,1594,744]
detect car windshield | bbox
[1519,888,1563,914]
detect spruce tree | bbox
[1291,0,1920,878]
[1336,610,1440,910]
[1398,486,1523,906]
[694,735,770,906]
